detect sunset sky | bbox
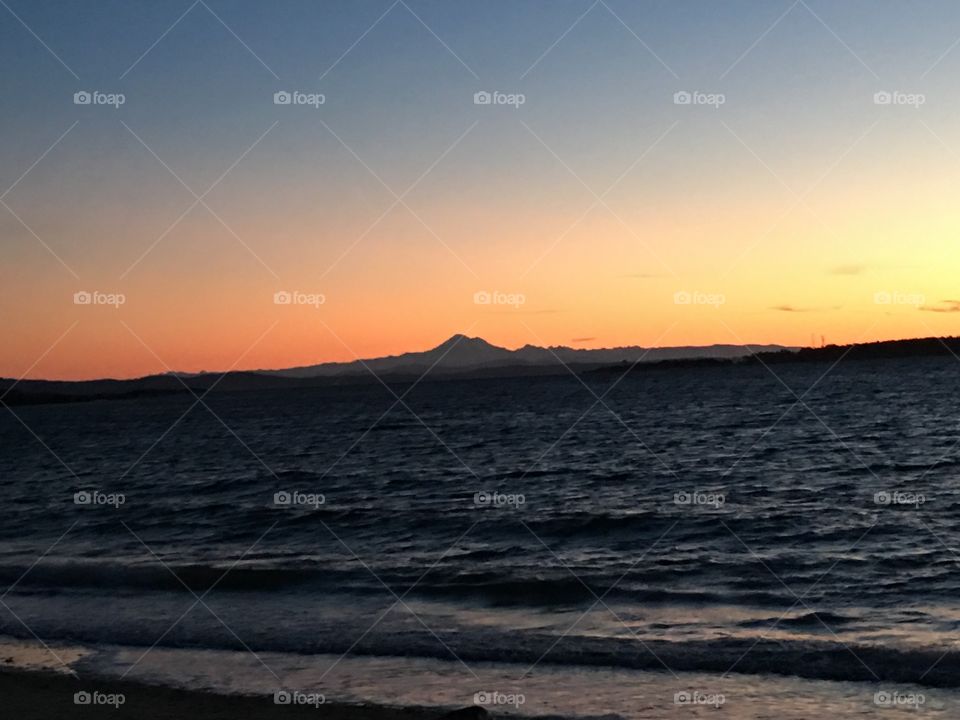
[3,0,960,380]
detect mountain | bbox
[267,334,792,378]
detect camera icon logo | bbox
[274,690,292,704]
[874,690,892,706]
[74,491,92,505]
[474,91,492,105]
[74,691,92,705]
[274,91,292,105]
[873,91,892,105]
[74,91,92,105]
[273,291,292,305]
[74,291,92,305]
[274,491,292,506]
[673,290,692,305]
[673,91,692,105]
[473,290,491,305]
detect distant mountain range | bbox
[0,335,789,405]
[6,333,960,406]
[266,334,791,378]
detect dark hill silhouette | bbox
[588,336,960,376]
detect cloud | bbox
[920,300,960,313]
[571,337,596,343]
[771,304,840,313]
[484,309,559,315]
[829,264,866,276]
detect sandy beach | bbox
[0,669,433,720]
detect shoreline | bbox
[0,668,440,720]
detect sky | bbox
[2,0,960,380]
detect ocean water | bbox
[3,356,960,717]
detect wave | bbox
[5,557,950,611]
[16,618,960,689]
[0,561,802,608]
[740,611,857,628]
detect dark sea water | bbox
[3,356,960,716]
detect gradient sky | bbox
[2,0,960,379]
